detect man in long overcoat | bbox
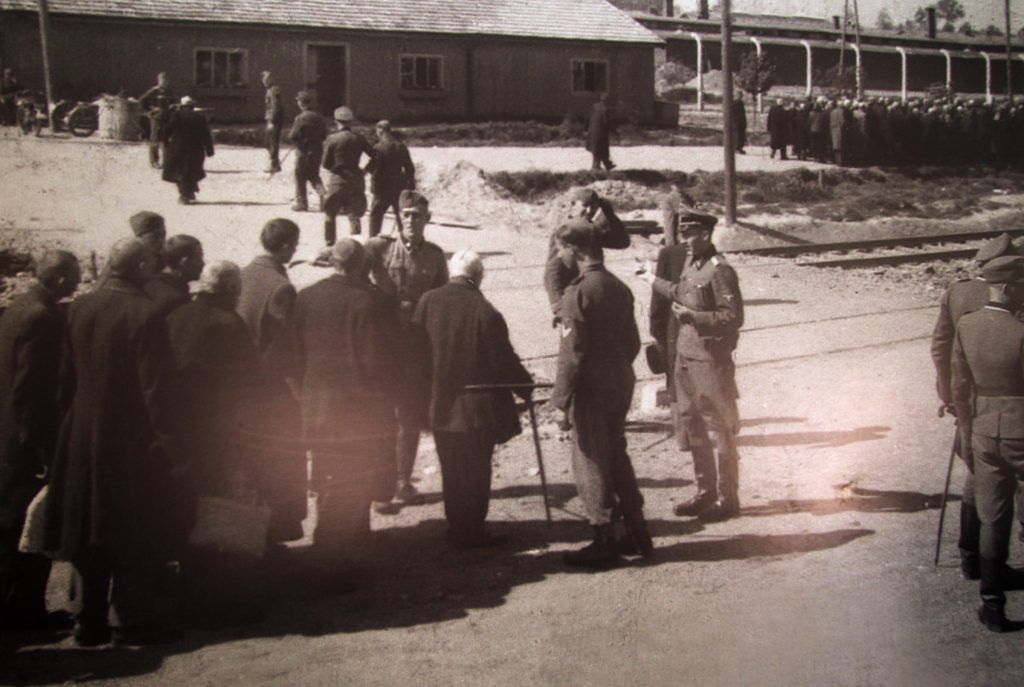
[297,239,400,557]
[44,238,181,646]
[586,94,615,171]
[732,93,747,154]
[162,96,214,204]
[0,251,80,629]
[414,250,532,548]
[766,98,789,160]
[237,219,306,544]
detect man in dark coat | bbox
[551,220,653,568]
[297,239,400,557]
[289,90,327,213]
[321,106,375,244]
[830,99,852,167]
[143,235,204,314]
[1,68,21,127]
[139,72,174,170]
[732,93,747,154]
[414,250,532,548]
[367,120,416,238]
[263,71,284,174]
[586,94,615,171]
[161,96,214,204]
[544,188,629,327]
[952,255,1024,632]
[790,101,809,161]
[0,251,80,630]
[766,98,789,160]
[44,238,181,646]
[236,219,306,543]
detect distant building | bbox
[0,0,669,124]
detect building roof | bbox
[0,0,662,44]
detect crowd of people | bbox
[763,94,1024,168]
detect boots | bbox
[621,510,655,559]
[673,491,715,517]
[978,603,1011,633]
[958,502,981,580]
[564,524,620,569]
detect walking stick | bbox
[464,383,554,529]
[265,147,294,180]
[934,412,960,567]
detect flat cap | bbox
[676,206,718,231]
[398,189,429,211]
[331,238,365,270]
[333,106,354,122]
[982,255,1024,284]
[129,211,165,237]
[975,233,1015,264]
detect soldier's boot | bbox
[958,502,982,580]
[293,176,308,212]
[324,218,337,247]
[979,557,1011,632]
[620,509,655,559]
[564,524,620,569]
[673,491,715,517]
[700,440,740,523]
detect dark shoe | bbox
[372,500,401,515]
[606,162,616,171]
[178,196,192,205]
[394,481,425,506]
[978,604,1010,633]
[1000,565,1024,591]
[961,557,981,581]
[73,622,111,647]
[622,512,655,559]
[291,203,309,212]
[564,525,620,569]
[673,492,715,517]
[698,498,740,523]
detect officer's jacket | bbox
[321,128,374,176]
[367,137,415,194]
[652,248,743,362]
[365,235,448,317]
[289,110,327,155]
[952,303,1024,439]
[930,277,988,404]
[265,85,283,126]
[551,262,640,410]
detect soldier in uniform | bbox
[642,208,743,522]
[951,255,1024,632]
[288,90,327,213]
[365,190,448,510]
[543,188,629,327]
[0,251,80,630]
[139,73,174,170]
[321,106,375,244]
[367,120,416,238]
[552,220,653,568]
[931,233,1020,580]
[262,71,284,174]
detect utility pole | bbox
[852,0,863,98]
[37,0,56,128]
[721,0,736,226]
[1007,0,1014,101]
[839,0,849,73]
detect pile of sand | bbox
[421,160,537,232]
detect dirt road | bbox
[1,134,1022,686]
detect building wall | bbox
[0,12,657,123]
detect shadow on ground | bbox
[742,486,955,517]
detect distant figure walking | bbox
[586,94,615,171]
[162,96,214,204]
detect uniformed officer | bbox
[262,71,284,174]
[951,255,1024,632]
[288,90,327,213]
[139,72,174,170]
[642,208,743,522]
[365,190,448,510]
[321,106,375,245]
[931,232,1019,580]
[552,219,653,568]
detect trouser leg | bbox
[435,430,494,539]
[591,152,602,170]
[346,216,362,236]
[959,464,981,567]
[324,216,337,246]
[107,560,160,630]
[674,360,718,498]
[176,180,193,201]
[71,554,112,631]
[570,395,618,526]
[369,194,388,237]
[149,141,160,167]
[974,434,1022,610]
[267,125,281,170]
[313,451,373,552]
[294,165,308,209]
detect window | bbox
[400,55,442,91]
[195,48,247,88]
[572,59,608,93]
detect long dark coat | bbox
[766,104,790,149]
[586,101,611,161]
[162,108,214,185]
[413,277,531,443]
[731,99,747,149]
[167,295,258,496]
[0,285,64,529]
[649,243,689,401]
[44,278,182,562]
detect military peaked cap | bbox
[676,207,718,231]
[129,211,165,237]
[975,233,1015,264]
[982,255,1024,284]
[399,190,429,212]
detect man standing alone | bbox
[263,71,284,174]
[162,97,214,204]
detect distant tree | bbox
[736,51,776,102]
[912,0,966,33]
[876,8,895,30]
[655,60,698,102]
[958,21,975,36]
[816,64,858,98]
[984,24,1003,37]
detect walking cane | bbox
[265,147,294,180]
[934,407,960,567]
[464,383,554,529]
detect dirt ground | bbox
[1,131,1024,686]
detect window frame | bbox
[571,58,610,95]
[399,53,444,92]
[193,47,249,90]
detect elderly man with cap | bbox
[161,96,214,204]
[951,255,1024,632]
[367,120,416,238]
[143,235,204,314]
[321,105,375,244]
[365,190,448,510]
[44,238,182,646]
[237,219,306,544]
[414,249,532,548]
[551,219,652,568]
[0,251,80,631]
[297,239,400,563]
[543,187,629,327]
[129,211,167,259]
[262,71,284,174]
[288,90,327,212]
[932,233,1022,581]
[642,206,744,522]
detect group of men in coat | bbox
[932,232,1024,632]
[766,94,1024,168]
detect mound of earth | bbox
[421,160,534,232]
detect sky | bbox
[673,0,1022,32]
